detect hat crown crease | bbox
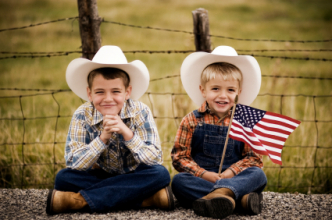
[92,46,128,64]
[211,46,238,56]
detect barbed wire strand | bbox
[1,48,331,55]
[1,16,331,43]
[1,51,332,61]
[0,17,78,32]
[148,74,332,81]
[102,19,332,43]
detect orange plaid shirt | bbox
[171,102,263,177]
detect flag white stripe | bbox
[254,125,289,138]
[255,133,285,145]
[259,121,294,132]
[264,114,300,127]
[263,145,282,153]
[269,154,282,161]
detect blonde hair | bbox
[201,62,242,88]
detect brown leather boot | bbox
[141,186,175,210]
[46,189,89,215]
[193,188,236,219]
[240,192,263,215]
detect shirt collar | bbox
[119,98,135,119]
[198,101,209,113]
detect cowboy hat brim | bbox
[66,58,149,101]
[181,51,261,106]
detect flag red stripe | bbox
[260,140,283,149]
[260,118,298,130]
[229,134,269,156]
[233,122,285,147]
[255,122,291,136]
[269,157,282,165]
[266,112,301,125]
[253,128,287,142]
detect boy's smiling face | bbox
[87,74,132,116]
[200,75,241,118]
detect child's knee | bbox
[54,168,72,190]
[171,173,189,191]
[149,165,171,185]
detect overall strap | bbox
[193,110,204,125]
[193,109,203,118]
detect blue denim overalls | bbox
[172,110,267,207]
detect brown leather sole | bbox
[165,186,175,210]
[46,189,56,215]
[247,192,263,215]
[193,197,234,219]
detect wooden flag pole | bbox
[218,95,238,177]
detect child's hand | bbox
[219,169,235,179]
[201,171,221,183]
[100,115,134,143]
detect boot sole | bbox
[193,197,234,219]
[46,189,56,215]
[192,199,209,217]
[165,186,175,210]
[247,192,263,215]
[207,197,234,219]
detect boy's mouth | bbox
[216,101,228,105]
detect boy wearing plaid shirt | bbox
[46,46,174,215]
[171,46,267,219]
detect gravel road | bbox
[1,189,331,220]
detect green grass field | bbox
[0,0,331,193]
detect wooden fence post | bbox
[77,0,102,60]
[192,8,212,52]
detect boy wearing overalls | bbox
[171,46,267,219]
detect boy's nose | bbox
[104,92,113,101]
[218,90,227,97]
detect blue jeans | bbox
[172,167,267,208]
[54,164,170,212]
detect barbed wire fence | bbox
[0,13,331,193]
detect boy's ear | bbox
[199,84,207,98]
[125,85,132,100]
[87,87,93,102]
[238,88,242,95]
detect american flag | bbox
[229,103,301,165]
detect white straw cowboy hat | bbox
[181,46,261,106]
[66,45,149,101]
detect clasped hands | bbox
[201,169,235,183]
[99,115,134,144]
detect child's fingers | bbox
[109,127,120,132]
[105,121,119,128]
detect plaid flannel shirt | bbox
[65,99,162,174]
[171,102,263,177]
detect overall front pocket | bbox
[203,135,234,158]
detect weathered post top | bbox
[192,8,211,52]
